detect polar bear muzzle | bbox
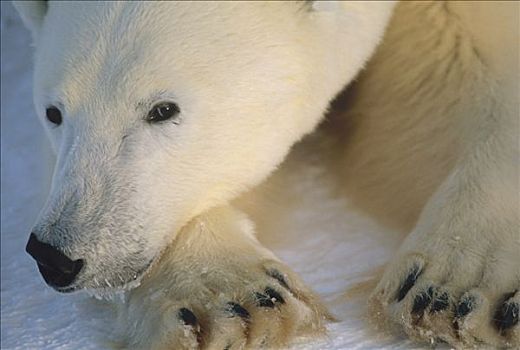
[25,233,84,290]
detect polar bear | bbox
[14,1,518,349]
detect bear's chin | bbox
[66,258,157,300]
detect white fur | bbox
[14,0,518,348]
[13,0,394,295]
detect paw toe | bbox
[254,292,275,308]
[455,294,477,319]
[265,268,290,291]
[264,287,285,305]
[495,292,519,333]
[178,307,203,345]
[411,286,434,315]
[255,287,285,308]
[178,307,199,327]
[396,263,423,302]
[430,290,450,314]
[226,302,251,321]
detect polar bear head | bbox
[14,1,394,294]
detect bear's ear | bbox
[12,0,48,38]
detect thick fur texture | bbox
[13,0,394,294]
[14,1,518,349]
[362,3,520,347]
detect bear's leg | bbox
[115,206,332,349]
[369,111,520,347]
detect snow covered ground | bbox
[1,3,418,349]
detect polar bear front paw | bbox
[127,261,331,350]
[156,263,328,350]
[150,263,329,350]
[370,242,519,348]
[116,207,331,350]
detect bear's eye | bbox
[146,102,180,123]
[46,106,62,126]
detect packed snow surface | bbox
[1,3,419,349]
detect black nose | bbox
[25,233,84,288]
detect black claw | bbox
[265,287,285,304]
[255,292,275,308]
[430,291,450,313]
[266,269,290,291]
[396,264,422,302]
[226,302,251,320]
[495,301,519,333]
[412,287,434,315]
[178,307,198,327]
[455,295,475,319]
